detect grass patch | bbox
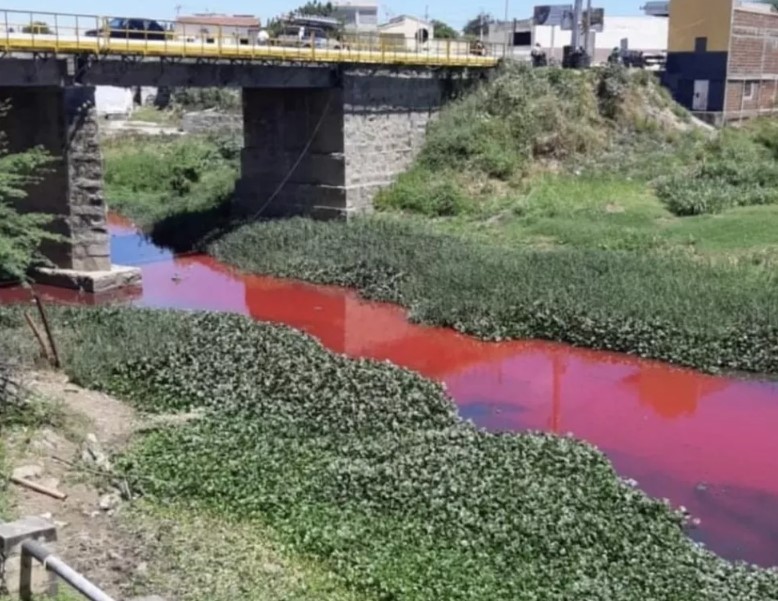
[128,106,181,126]
[103,133,238,237]
[126,503,361,601]
[2,305,775,601]
[209,217,778,375]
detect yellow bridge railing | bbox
[0,9,503,68]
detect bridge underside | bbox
[0,55,479,289]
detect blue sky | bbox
[19,0,644,29]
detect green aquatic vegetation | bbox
[210,217,778,376]
[2,306,774,601]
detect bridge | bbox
[0,9,501,68]
[0,9,500,293]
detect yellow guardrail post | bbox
[3,10,9,52]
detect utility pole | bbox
[571,0,582,50]
[504,0,509,21]
[583,0,592,56]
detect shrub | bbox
[210,218,778,375]
[655,129,778,216]
[379,64,683,216]
[170,88,242,113]
[375,168,469,216]
[7,305,775,601]
[0,102,57,281]
[103,133,238,230]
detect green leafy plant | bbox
[3,305,774,601]
[0,101,57,282]
[655,129,778,216]
[209,217,778,375]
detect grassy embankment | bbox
[1,304,778,601]
[103,65,778,376]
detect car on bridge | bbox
[85,17,169,40]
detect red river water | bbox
[2,214,778,567]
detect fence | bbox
[0,9,504,67]
[19,539,115,601]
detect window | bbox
[694,36,707,52]
[512,31,532,46]
[744,81,756,101]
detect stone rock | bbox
[128,596,167,601]
[82,434,112,472]
[98,492,121,511]
[135,561,150,578]
[13,464,44,480]
[181,110,242,135]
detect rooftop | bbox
[176,14,260,27]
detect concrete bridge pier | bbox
[0,85,141,292]
[234,70,451,219]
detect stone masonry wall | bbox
[341,70,445,214]
[235,69,468,219]
[0,86,109,271]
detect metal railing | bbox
[0,9,504,67]
[20,539,116,601]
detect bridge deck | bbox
[0,9,502,68]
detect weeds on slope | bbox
[2,306,774,601]
[103,133,238,229]
[210,217,778,375]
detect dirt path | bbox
[4,370,155,599]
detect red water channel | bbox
[3,214,778,567]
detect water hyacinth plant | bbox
[0,306,774,601]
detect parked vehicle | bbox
[273,15,342,50]
[85,17,169,40]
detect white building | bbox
[175,14,261,44]
[378,15,434,46]
[534,15,668,63]
[332,0,378,32]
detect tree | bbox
[0,101,57,282]
[267,2,336,36]
[293,1,335,17]
[462,12,494,38]
[431,19,459,40]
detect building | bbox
[482,20,533,59]
[664,0,778,122]
[377,15,433,49]
[175,14,261,44]
[533,16,668,63]
[332,0,378,32]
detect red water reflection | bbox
[2,222,778,567]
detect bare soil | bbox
[4,370,156,599]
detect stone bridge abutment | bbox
[0,57,482,290]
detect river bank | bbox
[4,218,778,567]
[2,288,778,600]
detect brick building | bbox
[663,0,778,122]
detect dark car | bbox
[85,17,168,40]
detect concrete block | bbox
[32,264,142,294]
[0,517,57,553]
[0,516,58,597]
